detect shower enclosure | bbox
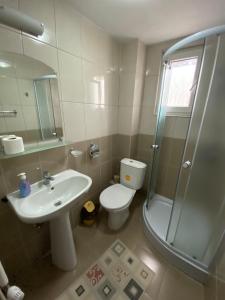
[143,26,225,282]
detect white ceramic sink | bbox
[7,169,92,224]
[7,169,92,271]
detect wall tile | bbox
[1,153,41,192]
[81,17,100,63]
[58,50,84,102]
[101,105,118,136]
[38,146,67,175]
[119,72,135,106]
[83,60,101,104]
[22,36,58,72]
[20,0,56,46]
[84,104,102,139]
[62,102,85,143]
[121,40,138,73]
[139,106,157,135]
[100,160,112,190]
[66,141,87,173]
[86,137,101,172]
[118,106,133,135]
[0,0,18,9]
[0,27,23,53]
[55,0,81,56]
[100,136,112,163]
[142,75,159,107]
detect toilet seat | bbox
[100,184,136,211]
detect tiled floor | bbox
[56,239,155,299]
[15,193,204,300]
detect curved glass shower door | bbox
[167,34,225,265]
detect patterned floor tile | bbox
[123,278,144,300]
[110,261,131,288]
[111,240,127,257]
[122,249,140,272]
[68,277,90,299]
[56,240,153,300]
[135,263,154,288]
[86,263,105,287]
[99,250,117,270]
[97,279,117,299]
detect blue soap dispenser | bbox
[17,172,31,198]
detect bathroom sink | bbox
[7,169,92,271]
[7,169,92,223]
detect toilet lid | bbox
[100,184,136,210]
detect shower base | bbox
[143,195,209,283]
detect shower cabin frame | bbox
[143,25,225,283]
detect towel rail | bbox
[0,110,17,117]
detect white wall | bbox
[0,0,121,142]
[118,39,146,136]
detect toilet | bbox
[100,158,147,230]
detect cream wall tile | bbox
[55,0,81,56]
[119,72,135,106]
[0,105,7,133]
[58,50,84,102]
[22,106,39,130]
[139,106,157,135]
[3,105,26,132]
[22,36,58,72]
[84,104,102,139]
[104,67,119,106]
[131,106,141,135]
[118,106,133,135]
[0,0,18,9]
[20,0,56,46]
[18,79,36,106]
[98,30,113,67]
[83,60,101,104]
[142,75,159,107]
[121,40,138,73]
[0,78,20,105]
[62,102,85,143]
[81,17,100,63]
[133,74,144,107]
[0,27,22,53]
[101,105,118,136]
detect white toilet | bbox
[100,158,147,230]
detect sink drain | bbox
[54,201,62,207]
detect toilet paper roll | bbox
[0,262,8,288]
[2,136,24,155]
[0,135,16,147]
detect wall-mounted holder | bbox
[89,143,100,159]
[70,149,83,158]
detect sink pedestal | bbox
[50,211,77,271]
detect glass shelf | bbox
[0,140,69,160]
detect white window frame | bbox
[155,46,202,117]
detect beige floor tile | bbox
[13,192,205,300]
[158,265,204,300]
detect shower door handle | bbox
[151,144,159,150]
[182,160,192,169]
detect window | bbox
[160,47,202,116]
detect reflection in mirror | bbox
[0,52,63,153]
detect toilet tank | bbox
[120,158,147,190]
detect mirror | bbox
[0,51,63,157]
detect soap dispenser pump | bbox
[17,172,31,198]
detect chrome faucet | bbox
[42,171,54,185]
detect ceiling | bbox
[71,0,225,44]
